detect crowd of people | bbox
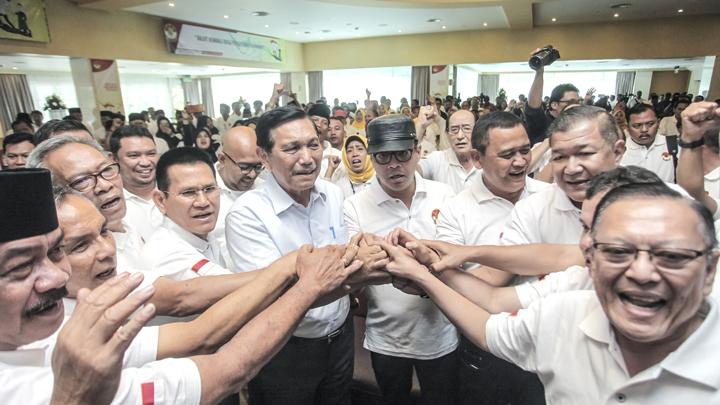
[1,58,720,405]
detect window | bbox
[211,73,281,115]
[323,66,411,107]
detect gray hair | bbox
[27,135,105,183]
[548,105,623,147]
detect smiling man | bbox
[226,106,354,405]
[501,105,626,246]
[418,109,481,193]
[382,182,720,403]
[110,125,162,242]
[27,136,146,270]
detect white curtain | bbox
[181,78,200,105]
[615,72,636,96]
[280,72,292,107]
[480,74,500,99]
[307,71,323,102]
[0,74,35,132]
[411,66,430,103]
[199,78,214,117]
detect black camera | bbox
[529,45,561,71]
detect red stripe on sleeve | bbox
[141,382,155,405]
[191,259,210,273]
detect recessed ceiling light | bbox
[398,29,402,33]
[610,3,632,9]
[11,66,18,70]
[295,31,300,34]
[551,17,557,22]
[678,8,684,13]
[304,31,311,34]
[223,15,229,19]
[378,23,388,27]
[427,18,441,23]
[321,29,331,33]
[441,25,446,29]
[252,11,269,17]
[483,22,488,27]
[168,2,174,7]
[264,24,270,28]
[613,13,620,18]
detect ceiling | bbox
[0,54,277,76]
[112,0,720,43]
[462,57,710,74]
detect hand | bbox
[366,88,371,98]
[418,106,436,129]
[343,234,392,288]
[50,272,156,405]
[295,244,362,296]
[421,240,471,272]
[392,276,427,296]
[584,87,596,103]
[680,101,720,142]
[376,239,431,282]
[181,110,191,122]
[273,83,285,94]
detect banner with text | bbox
[0,0,49,42]
[91,59,124,114]
[163,20,285,64]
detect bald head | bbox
[218,126,262,192]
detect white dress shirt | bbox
[501,183,583,246]
[225,175,349,338]
[437,174,549,246]
[123,189,163,243]
[705,166,719,200]
[140,217,232,280]
[658,115,680,137]
[0,319,201,405]
[419,148,480,194]
[214,115,233,136]
[487,291,720,404]
[621,135,675,183]
[113,220,147,271]
[344,174,457,359]
[513,265,593,308]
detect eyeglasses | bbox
[68,163,120,192]
[223,152,264,174]
[163,185,219,201]
[592,242,710,270]
[629,121,658,130]
[448,124,473,135]
[373,149,413,165]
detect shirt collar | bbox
[0,318,65,367]
[626,135,665,150]
[123,188,152,204]
[370,172,427,205]
[163,217,209,252]
[444,148,462,167]
[264,173,327,215]
[705,167,720,181]
[470,172,540,204]
[553,184,581,212]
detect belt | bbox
[294,319,348,344]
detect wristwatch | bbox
[678,138,705,149]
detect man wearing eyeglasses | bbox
[214,126,264,266]
[27,136,146,271]
[343,114,458,404]
[418,109,481,193]
[620,103,676,183]
[381,182,720,403]
[140,147,233,280]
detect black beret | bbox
[366,114,417,154]
[307,104,330,120]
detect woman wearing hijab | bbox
[349,108,367,137]
[327,135,375,198]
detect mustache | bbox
[24,287,68,317]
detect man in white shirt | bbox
[213,126,264,266]
[214,103,233,136]
[109,125,163,242]
[435,111,548,404]
[657,97,691,137]
[419,109,481,193]
[382,183,720,404]
[309,104,342,178]
[141,147,235,279]
[502,105,626,247]
[620,103,675,183]
[226,106,354,405]
[0,167,364,405]
[343,114,458,404]
[27,136,147,270]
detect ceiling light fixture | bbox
[223,15,229,19]
[483,22,488,26]
[251,11,269,17]
[264,24,269,28]
[378,23,388,27]
[610,3,631,9]
[427,18,441,23]
[295,31,300,34]
[168,2,174,7]
[398,29,402,33]
[290,21,299,25]
[551,17,557,22]
[11,66,18,70]
[441,25,446,29]
[613,13,620,18]
[678,9,684,13]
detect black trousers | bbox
[248,315,354,405]
[457,335,546,405]
[370,349,459,405]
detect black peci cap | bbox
[0,169,58,243]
